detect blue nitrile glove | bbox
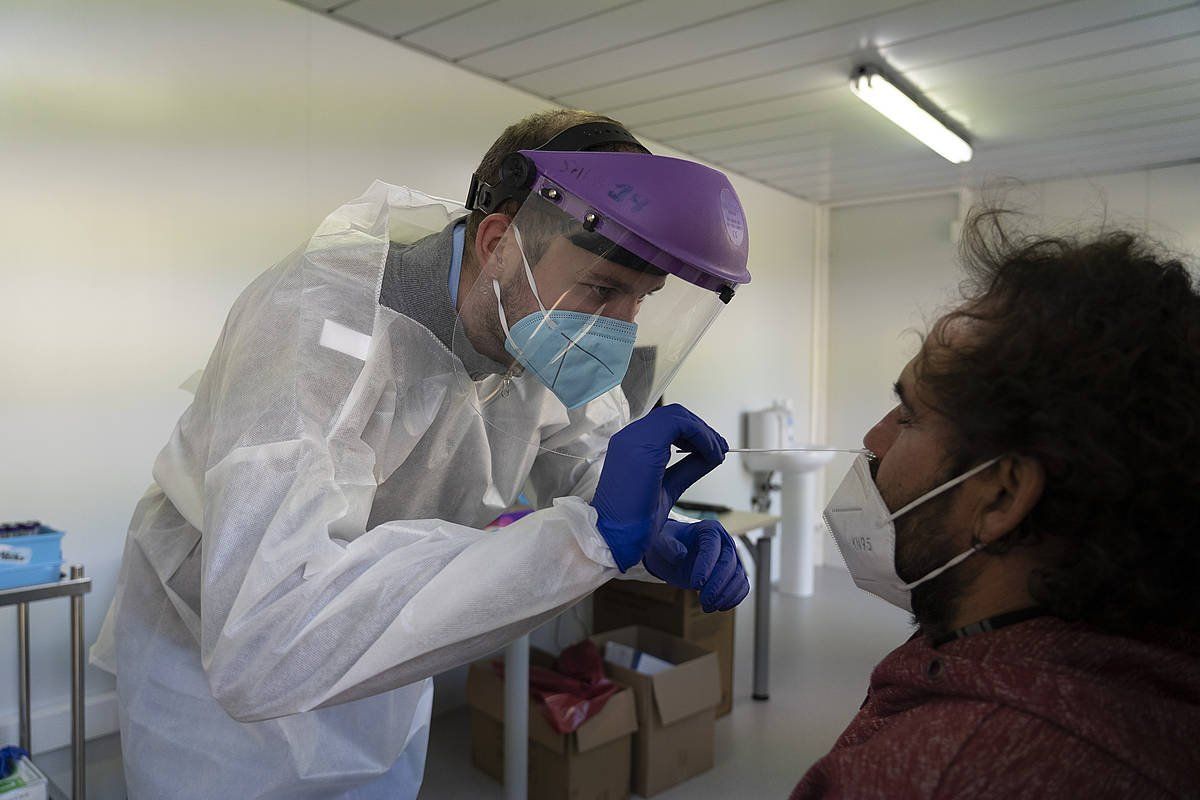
[0,746,30,779]
[591,404,728,571]
[644,519,750,612]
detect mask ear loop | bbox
[510,225,548,315]
[493,224,546,362]
[492,278,525,359]
[882,455,1004,591]
[886,456,1002,522]
[900,541,986,591]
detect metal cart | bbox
[2,566,90,800]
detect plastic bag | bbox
[493,640,619,734]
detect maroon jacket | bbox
[792,617,1200,799]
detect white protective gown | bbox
[91,182,636,799]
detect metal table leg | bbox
[18,602,31,752]
[70,565,86,800]
[753,525,774,701]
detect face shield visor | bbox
[451,150,750,456]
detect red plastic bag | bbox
[493,640,620,734]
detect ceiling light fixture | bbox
[850,66,973,164]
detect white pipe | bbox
[779,471,818,597]
[504,635,529,800]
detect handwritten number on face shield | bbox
[607,183,649,213]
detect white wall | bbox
[0,0,817,746]
[823,192,965,544]
[820,163,1200,565]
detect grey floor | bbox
[35,731,125,800]
[42,566,911,799]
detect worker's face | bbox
[523,237,667,324]
[463,214,666,365]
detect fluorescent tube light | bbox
[850,68,973,164]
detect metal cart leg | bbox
[70,564,86,800]
[18,602,31,752]
[753,526,774,701]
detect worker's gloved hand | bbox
[591,404,728,571]
[643,519,750,611]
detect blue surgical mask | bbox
[493,226,638,409]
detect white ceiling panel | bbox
[665,97,861,150]
[762,98,1200,184]
[602,61,850,128]
[929,30,1200,102]
[556,0,1055,113]
[634,88,845,141]
[299,0,1200,202]
[513,0,916,98]
[611,1,1199,130]
[943,57,1200,118]
[635,30,1200,143]
[291,0,346,10]
[401,0,630,61]
[686,76,1200,165]
[336,0,492,39]
[968,84,1200,135]
[780,115,1200,189]
[818,131,1200,198]
[900,6,1200,97]
[881,0,1186,74]
[458,0,765,80]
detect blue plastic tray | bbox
[0,527,64,590]
[0,561,62,590]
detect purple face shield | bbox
[516,149,751,298]
[453,147,753,446]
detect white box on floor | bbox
[0,757,48,800]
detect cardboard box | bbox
[593,580,736,716]
[467,649,638,800]
[589,626,721,797]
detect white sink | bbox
[741,448,836,474]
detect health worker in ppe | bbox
[91,110,753,800]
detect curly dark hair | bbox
[917,207,1200,635]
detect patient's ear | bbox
[976,455,1045,545]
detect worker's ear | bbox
[974,454,1045,546]
[474,214,513,280]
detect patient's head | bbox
[865,207,1200,637]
